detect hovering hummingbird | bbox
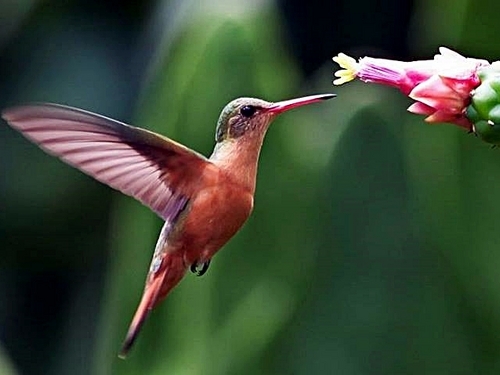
[1,93,334,357]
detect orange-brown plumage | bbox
[1,93,334,358]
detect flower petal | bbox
[424,110,472,129]
[409,76,465,111]
[332,53,359,85]
[407,102,435,116]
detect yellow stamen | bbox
[332,53,359,85]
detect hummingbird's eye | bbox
[240,105,256,118]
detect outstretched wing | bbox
[2,103,209,220]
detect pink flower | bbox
[332,47,490,129]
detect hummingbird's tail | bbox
[118,253,186,359]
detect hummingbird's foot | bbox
[190,260,211,276]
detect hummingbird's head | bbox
[215,98,273,143]
[215,94,335,143]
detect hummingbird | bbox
[1,93,334,357]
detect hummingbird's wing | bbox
[2,103,210,220]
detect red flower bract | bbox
[407,75,481,129]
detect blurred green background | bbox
[1,0,500,374]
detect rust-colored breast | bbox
[177,163,254,266]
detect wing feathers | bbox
[2,103,210,220]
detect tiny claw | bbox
[190,263,197,274]
[190,259,211,276]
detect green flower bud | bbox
[467,62,500,144]
[472,120,500,144]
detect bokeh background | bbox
[1,0,500,374]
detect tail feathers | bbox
[118,275,165,359]
[118,253,187,359]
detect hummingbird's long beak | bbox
[268,93,336,115]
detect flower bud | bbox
[465,62,500,144]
